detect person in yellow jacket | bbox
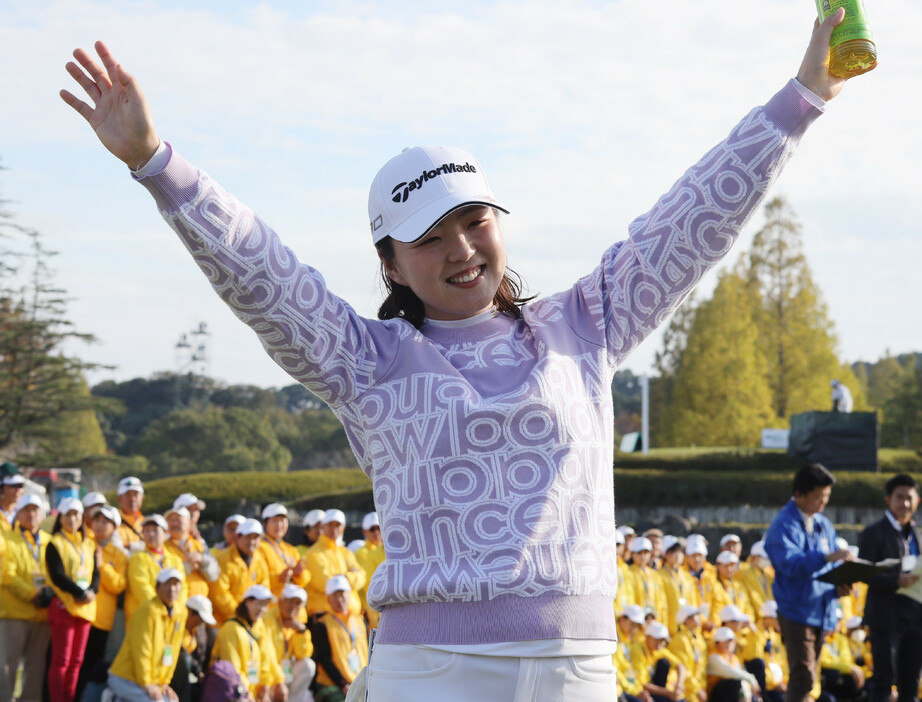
[116,476,146,551]
[0,474,25,533]
[107,568,186,701]
[658,536,700,636]
[0,494,54,702]
[211,518,272,625]
[211,584,287,701]
[734,540,775,624]
[629,537,667,623]
[668,605,708,702]
[212,513,246,556]
[613,604,651,702]
[819,620,866,702]
[45,497,100,702]
[126,514,186,622]
[353,511,385,629]
[615,529,637,615]
[684,536,717,632]
[706,627,760,702]
[637,621,687,702]
[259,503,310,601]
[305,510,366,619]
[165,506,219,599]
[297,509,326,560]
[708,551,754,627]
[753,601,789,702]
[76,504,129,701]
[265,583,316,702]
[843,616,871,681]
[310,575,368,702]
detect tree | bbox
[881,357,922,448]
[745,197,863,420]
[666,269,775,446]
[649,292,697,446]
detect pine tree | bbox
[668,269,774,447]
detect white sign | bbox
[761,429,789,449]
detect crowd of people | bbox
[0,473,383,702]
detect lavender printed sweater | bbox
[137,80,821,646]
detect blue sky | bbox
[2,0,919,390]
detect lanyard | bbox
[265,537,296,568]
[64,531,86,571]
[21,527,41,566]
[148,549,166,569]
[232,617,260,659]
[330,614,357,648]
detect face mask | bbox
[850,630,866,643]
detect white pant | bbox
[365,645,617,702]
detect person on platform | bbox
[830,380,853,414]
[764,463,854,702]
[857,472,922,702]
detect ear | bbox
[379,252,409,287]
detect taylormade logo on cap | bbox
[368,145,508,245]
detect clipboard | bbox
[818,558,901,585]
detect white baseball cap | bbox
[261,503,288,520]
[322,509,346,526]
[368,146,508,245]
[713,627,736,643]
[676,604,701,625]
[362,512,380,531]
[750,540,768,559]
[720,534,741,547]
[629,536,653,554]
[616,526,635,537]
[58,497,84,515]
[719,604,749,623]
[117,477,144,496]
[615,530,625,545]
[685,534,708,556]
[82,492,106,509]
[173,493,204,511]
[620,604,646,625]
[96,504,122,527]
[164,506,191,521]
[156,568,184,584]
[141,514,168,530]
[15,494,44,515]
[236,518,264,536]
[662,535,684,553]
[645,622,670,640]
[224,514,246,527]
[716,551,740,565]
[761,600,779,619]
[2,474,25,486]
[325,574,352,595]
[304,509,326,527]
[186,594,217,625]
[243,584,275,601]
[281,584,308,603]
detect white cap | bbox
[620,604,646,625]
[82,492,106,509]
[164,506,191,521]
[243,584,275,601]
[845,615,863,629]
[362,512,380,531]
[173,493,204,511]
[685,535,708,556]
[186,594,217,625]
[630,536,653,553]
[281,584,308,603]
[304,509,326,527]
[719,604,749,623]
[2,474,25,486]
[662,535,682,553]
[141,514,168,530]
[325,574,352,595]
[645,622,670,640]
[761,600,779,619]
[347,539,366,553]
[96,504,122,527]
[713,627,736,643]
[720,534,741,547]
[750,540,768,559]
[261,503,289,520]
[616,525,635,537]
[716,551,740,565]
[615,530,625,545]
[117,477,144,496]
[156,567,184,584]
[236,518,264,536]
[15,494,44,515]
[368,145,508,245]
[58,497,84,515]
[224,514,246,526]
[676,604,701,625]
[322,509,346,525]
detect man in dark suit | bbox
[857,473,922,702]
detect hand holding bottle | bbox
[796,8,849,102]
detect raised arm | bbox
[60,41,160,170]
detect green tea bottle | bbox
[816,0,877,77]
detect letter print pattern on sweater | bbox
[141,82,818,641]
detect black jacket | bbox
[857,514,922,630]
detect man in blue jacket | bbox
[764,463,854,702]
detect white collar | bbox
[885,510,914,533]
[424,308,497,329]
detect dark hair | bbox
[374,232,536,329]
[885,473,919,497]
[792,463,836,496]
[51,512,85,534]
[235,600,253,624]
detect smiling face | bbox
[381,205,506,321]
[885,485,920,525]
[60,509,82,533]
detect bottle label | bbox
[816,0,874,44]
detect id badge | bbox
[75,567,90,590]
[282,658,293,684]
[247,659,259,684]
[348,649,361,675]
[162,644,174,667]
[33,573,46,587]
[903,555,918,572]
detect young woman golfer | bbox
[62,10,852,701]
